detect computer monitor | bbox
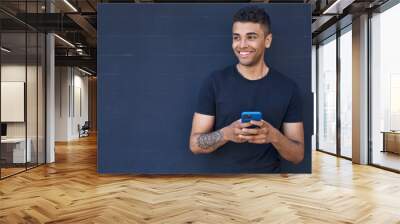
[1,123,7,137]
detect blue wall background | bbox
[98,3,312,173]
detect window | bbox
[370,2,400,171]
[317,35,337,154]
[339,27,352,158]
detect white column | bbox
[352,14,369,164]
[46,1,55,163]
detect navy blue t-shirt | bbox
[196,64,303,173]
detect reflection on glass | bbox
[318,37,337,154]
[340,29,352,158]
[1,32,27,177]
[371,3,400,171]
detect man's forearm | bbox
[190,129,228,154]
[271,131,304,164]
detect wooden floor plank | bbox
[1,134,400,223]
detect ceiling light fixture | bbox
[1,47,11,53]
[63,0,78,12]
[78,67,93,76]
[54,34,75,48]
[322,0,354,15]
[323,0,341,14]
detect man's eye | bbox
[233,36,240,41]
[248,35,257,40]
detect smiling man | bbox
[189,6,304,173]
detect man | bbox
[189,6,304,173]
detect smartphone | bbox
[241,112,263,130]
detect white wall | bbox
[1,64,25,81]
[55,67,69,141]
[72,72,89,138]
[55,67,89,141]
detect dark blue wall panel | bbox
[98,4,312,173]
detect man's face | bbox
[232,22,272,67]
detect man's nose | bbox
[239,39,248,48]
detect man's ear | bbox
[265,33,272,48]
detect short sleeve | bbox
[196,75,216,116]
[283,83,303,123]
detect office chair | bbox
[79,121,90,138]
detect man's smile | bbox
[238,50,255,58]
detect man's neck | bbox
[237,61,269,80]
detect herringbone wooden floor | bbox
[1,135,400,224]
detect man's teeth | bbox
[240,52,251,55]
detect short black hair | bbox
[233,6,272,34]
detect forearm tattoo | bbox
[197,130,223,150]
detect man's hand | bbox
[238,120,279,144]
[239,119,304,164]
[222,119,253,143]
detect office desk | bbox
[1,138,32,163]
[381,131,400,154]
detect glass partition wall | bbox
[0,1,46,179]
[316,26,353,159]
